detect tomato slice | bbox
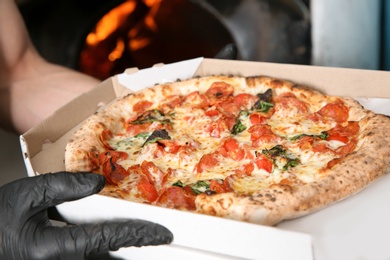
[233,93,257,109]
[102,159,129,185]
[133,100,153,113]
[217,98,241,117]
[98,150,128,165]
[327,133,349,143]
[99,130,114,149]
[222,138,245,161]
[205,108,220,117]
[160,95,183,111]
[126,122,152,136]
[248,124,279,146]
[328,122,360,136]
[138,177,158,203]
[317,103,349,123]
[250,113,266,125]
[255,156,273,173]
[209,179,229,194]
[182,91,209,108]
[205,82,234,105]
[336,139,357,156]
[157,186,196,210]
[275,92,308,115]
[196,153,219,173]
[223,138,239,151]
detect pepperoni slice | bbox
[318,103,349,123]
[133,100,153,113]
[196,153,219,173]
[205,82,234,105]
[157,186,196,210]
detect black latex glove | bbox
[0,172,173,260]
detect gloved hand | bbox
[0,172,173,260]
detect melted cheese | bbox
[105,85,356,200]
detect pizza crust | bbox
[64,75,390,226]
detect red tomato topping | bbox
[98,150,128,165]
[317,103,349,123]
[99,130,114,149]
[248,124,279,146]
[235,163,255,176]
[255,156,273,173]
[217,97,240,117]
[327,134,349,143]
[205,82,234,105]
[160,95,183,112]
[336,139,357,156]
[223,137,240,151]
[138,177,159,203]
[233,93,257,109]
[275,92,308,115]
[205,109,220,117]
[182,91,209,108]
[327,158,341,169]
[126,122,152,136]
[157,186,196,210]
[101,159,129,185]
[250,113,266,125]
[248,124,273,140]
[222,138,245,161]
[326,121,360,144]
[140,160,163,185]
[297,136,315,150]
[209,179,230,194]
[157,140,181,154]
[196,153,219,173]
[328,122,360,136]
[133,100,153,113]
[312,143,333,153]
[207,114,236,138]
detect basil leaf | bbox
[191,180,210,194]
[134,132,150,139]
[231,120,247,135]
[255,101,274,112]
[283,158,299,171]
[173,181,184,187]
[253,89,274,112]
[262,145,285,158]
[290,131,328,141]
[317,131,329,140]
[142,129,171,147]
[130,109,166,125]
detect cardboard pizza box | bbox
[20,58,390,259]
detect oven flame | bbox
[86,1,137,46]
[79,0,161,78]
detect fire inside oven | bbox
[19,0,311,80]
[78,0,235,79]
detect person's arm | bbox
[0,0,100,133]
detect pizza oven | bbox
[19,0,311,80]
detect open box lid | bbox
[20,58,390,259]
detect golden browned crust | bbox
[65,75,390,226]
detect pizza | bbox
[64,75,390,226]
